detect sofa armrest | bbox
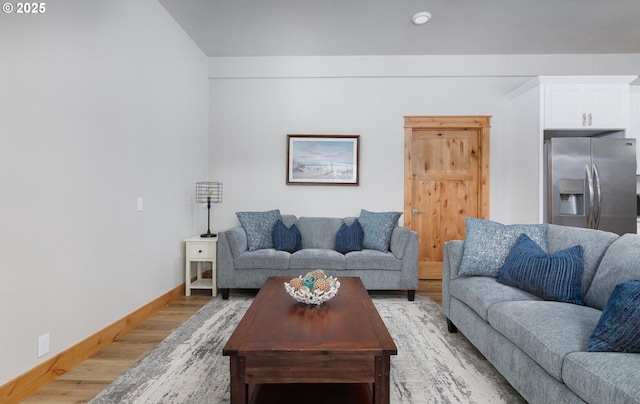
[217,227,248,291]
[221,226,248,258]
[443,240,464,280]
[390,226,416,259]
[442,240,464,318]
[390,226,419,290]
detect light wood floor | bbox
[21,280,442,403]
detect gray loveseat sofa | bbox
[218,214,418,300]
[443,221,640,404]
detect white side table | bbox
[184,236,217,296]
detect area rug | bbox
[90,293,525,404]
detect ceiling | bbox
[158,0,640,57]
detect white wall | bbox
[209,75,522,229]
[0,0,208,386]
[505,82,544,224]
[208,55,640,231]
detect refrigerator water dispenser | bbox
[558,179,584,216]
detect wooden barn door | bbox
[404,116,490,280]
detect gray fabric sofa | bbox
[443,224,640,404]
[218,214,418,300]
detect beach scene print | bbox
[289,137,358,183]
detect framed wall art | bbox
[287,134,360,185]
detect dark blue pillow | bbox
[588,280,640,353]
[334,219,364,254]
[496,233,584,305]
[273,219,302,253]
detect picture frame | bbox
[287,134,360,185]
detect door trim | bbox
[404,116,491,279]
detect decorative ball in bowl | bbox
[284,269,340,305]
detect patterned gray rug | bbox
[90,293,525,404]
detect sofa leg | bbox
[221,289,230,300]
[407,290,415,301]
[446,318,458,333]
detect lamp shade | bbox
[196,182,222,204]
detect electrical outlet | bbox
[38,333,50,358]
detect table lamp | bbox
[196,181,222,237]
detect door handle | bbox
[412,209,422,215]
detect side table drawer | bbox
[187,242,215,259]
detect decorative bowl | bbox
[284,270,340,305]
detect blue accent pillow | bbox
[588,280,640,353]
[334,219,364,254]
[236,209,282,251]
[273,219,302,253]
[458,217,548,277]
[496,233,584,305]
[358,209,402,253]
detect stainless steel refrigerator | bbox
[545,137,637,235]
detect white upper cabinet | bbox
[506,75,638,223]
[544,82,630,130]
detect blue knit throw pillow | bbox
[458,218,548,277]
[273,219,302,253]
[358,209,402,253]
[334,219,364,254]
[496,233,584,305]
[236,209,282,251]
[588,280,640,353]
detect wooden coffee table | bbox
[222,276,397,404]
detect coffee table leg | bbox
[229,356,247,404]
[373,355,391,404]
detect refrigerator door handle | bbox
[593,163,602,229]
[585,163,595,228]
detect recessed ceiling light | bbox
[412,12,431,25]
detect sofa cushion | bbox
[343,216,358,226]
[281,214,298,227]
[334,219,364,254]
[297,217,344,249]
[345,250,402,271]
[563,351,640,404]
[273,219,302,253]
[289,248,345,270]
[450,276,541,321]
[358,209,402,253]
[496,233,584,305]
[458,218,548,277]
[547,224,619,296]
[234,249,291,270]
[584,234,640,310]
[587,280,640,353]
[236,209,282,251]
[487,300,602,381]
